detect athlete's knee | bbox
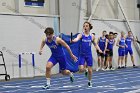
[88,68,92,74]
[79,68,85,72]
[131,55,134,58]
[46,65,52,71]
[61,70,69,75]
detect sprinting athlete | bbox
[39,27,77,89]
[72,22,102,87]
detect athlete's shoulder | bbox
[42,35,47,42]
[55,36,62,41]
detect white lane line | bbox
[1,68,139,86]
[2,86,21,88]
[1,70,140,93]
[31,79,140,93]
[2,69,140,87]
[124,89,140,93]
[1,72,140,90]
[0,68,139,92]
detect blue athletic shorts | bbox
[125,48,133,55]
[118,49,125,56]
[48,55,66,70]
[79,54,93,67]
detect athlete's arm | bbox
[72,34,82,43]
[124,37,128,48]
[39,37,46,55]
[116,38,120,47]
[57,37,77,62]
[97,37,100,44]
[116,38,124,48]
[92,34,102,53]
[104,39,108,53]
[116,39,122,47]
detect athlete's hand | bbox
[39,50,42,55]
[106,49,109,51]
[70,39,74,43]
[121,45,125,48]
[71,54,78,62]
[103,51,106,54]
[98,49,103,53]
[125,45,128,48]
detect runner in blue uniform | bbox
[125,31,136,68]
[39,27,77,89]
[72,22,102,87]
[105,32,115,70]
[96,30,108,71]
[116,31,127,69]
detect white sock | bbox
[85,68,88,72]
[88,80,91,83]
[46,78,50,86]
[69,72,73,77]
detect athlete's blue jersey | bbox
[119,38,125,50]
[98,37,106,51]
[80,34,92,55]
[107,39,115,51]
[45,36,64,57]
[125,36,133,49]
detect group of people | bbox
[96,30,137,72]
[39,21,138,89]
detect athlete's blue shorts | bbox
[48,55,66,70]
[125,48,133,55]
[79,54,93,67]
[118,49,125,56]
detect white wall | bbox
[0,14,59,80]
[0,0,16,14]
[88,0,140,20]
[0,0,50,14]
[59,0,80,34]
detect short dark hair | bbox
[44,27,54,35]
[105,34,109,38]
[92,33,95,35]
[103,30,107,33]
[113,33,118,35]
[84,21,93,30]
[128,31,132,33]
[109,32,114,35]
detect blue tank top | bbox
[119,38,125,50]
[98,37,106,51]
[45,36,64,57]
[80,34,92,55]
[125,36,133,49]
[107,39,115,51]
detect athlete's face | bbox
[46,34,53,39]
[128,31,132,37]
[113,33,118,38]
[121,32,125,37]
[102,31,107,36]
[109,34,114,39]
[83,23,90,33]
